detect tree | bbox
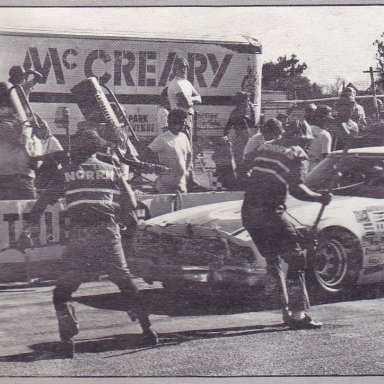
[262,54,323,99]
[325,76,346,97]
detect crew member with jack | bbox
[242,120,332,329]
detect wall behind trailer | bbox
[0,33,262,140]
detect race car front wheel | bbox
[309,227,362,295]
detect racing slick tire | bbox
[308,227,362,297]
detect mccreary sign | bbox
[23,47,233,89]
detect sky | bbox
[1,5,384,90]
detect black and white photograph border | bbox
[1,1,384,383]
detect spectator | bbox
[333,90,359,150]
[307,105,333,171]
[338,87,367,129]
[276,113,288,128]
[167,57,201,141]
[0,110,42,199]
[224,91,255,170]
[304,103,317,126]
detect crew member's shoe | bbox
[142,328,159,346]
[58,340,75,358]
[289,314,322,330]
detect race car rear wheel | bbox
[310,228,362,295]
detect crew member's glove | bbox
[319,191,332,206]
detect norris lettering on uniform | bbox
[64,169,117,182]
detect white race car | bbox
[129,147,384,296]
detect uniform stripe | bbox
[65,188,121,196]
[254,157,290,173]
[66,199,120,210]
[231,227,247,236]
[251,166,287,185]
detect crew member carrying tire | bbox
[242,120,332,329]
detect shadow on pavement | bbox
[74,287,283,316]
[74,282,384,317]
[0,322,290,362]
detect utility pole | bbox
[363,66,381,121]
[289,58,297,100]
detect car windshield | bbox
[306,154,384,199]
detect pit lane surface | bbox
[1,279,384,377]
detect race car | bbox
[128,146,384,296]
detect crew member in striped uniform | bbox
[22,128,158,358]
[242,120,332,329]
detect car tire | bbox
[308,227,362,297]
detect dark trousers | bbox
[53,223,151,341]
[241,202,310,312]
[0,175,36,200]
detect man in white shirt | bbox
[0,112,42,199]
[33,114,66,189]
[167,57,201,140]
[145,109,192,194]
[339,87,367,129]
[307,105,333,171]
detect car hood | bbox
[145,200,244,236]
[286,195,384,230]
[145,195,384,236]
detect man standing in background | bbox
[224,91,255,170]
[167,57,201,141]
[307,105,333,171]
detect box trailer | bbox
[0,28,262,140]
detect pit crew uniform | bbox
[26,131,157,356]
[242,141,314,323]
